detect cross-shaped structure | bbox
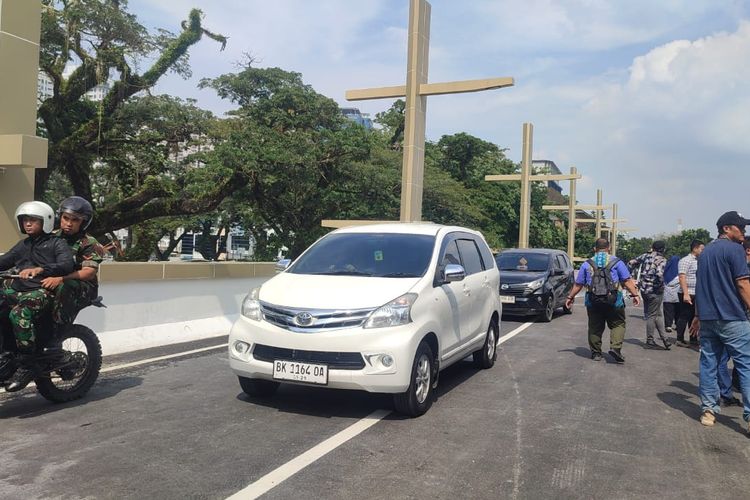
[322,0,514,229]
[484,123,581,248]
[0,0,48,251]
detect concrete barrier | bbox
[75,262,276,356]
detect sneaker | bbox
[608,349,625,363]
[700,410,716,427]
[591,352,603,361]
[665,327,673,333]
[4,367,36,393]
[675,340,691,348]
[645,339,659,348]
[721,396,742,407]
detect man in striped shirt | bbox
[676,239,704,347]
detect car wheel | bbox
[238,376,279,398]
[473,318,499,369]
[393,341,435,417]
[539,295,555,322]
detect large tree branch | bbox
[92,169,249,234]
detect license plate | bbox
[273,360,328,385]
[499,295,516,304]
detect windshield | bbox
[496,253,550,272]
[289,233,436,278]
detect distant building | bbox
[532,159,563,195]
[341,107,373,129]
[37,71,54,104]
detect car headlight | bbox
[364,293,417,329]
[241,288,262,321]
[526,278,544,292]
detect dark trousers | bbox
[676,293,696,342]
[663,302,677,328]
[587,305,626,354]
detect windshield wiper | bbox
[310,270,373,276]
[378,272,421,277]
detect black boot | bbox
[5,366,37,392]
[608,349,625,363]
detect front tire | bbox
[36,324,102,403]
[539,295,555,322]
[238,376,279,397]
[473,319,499,369]
[393,341,435,417]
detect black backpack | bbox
[587,257,620,306]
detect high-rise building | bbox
[341,107,373,129]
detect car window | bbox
[289,233,435,278]
[441,240,461,267]
[496,252,550,272]
[475,237,495,270]
[457,239,483,275]
[556,255,567,270]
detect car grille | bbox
[260,302,374,333]
[499,284,530,297]
[252,344,365,370]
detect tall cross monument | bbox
[0,0,48,251]
[485,123,582,248]
[322,0,514,228]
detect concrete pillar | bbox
[0,0,48,251]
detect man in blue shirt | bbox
[565,238,641,363]
[691,211,750,431]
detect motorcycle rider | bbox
[41,196,104,325]
[0,201,74,392]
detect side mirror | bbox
[444,263,466,282]
[275,258,291,272]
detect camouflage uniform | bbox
[0,232,74,353]
[52,231,104,325]
[0,284,52,351]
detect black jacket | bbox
[0,233,75,291]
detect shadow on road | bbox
[558,346,591,359]
[0,375,143,420]
[236,359,485,419]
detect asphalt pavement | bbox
[1,306,749,500]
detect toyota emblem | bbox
[501,284,509,290]
[294,312,314,326]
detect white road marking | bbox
[498,321,535,345]
[226,409,391,500]
[225,320,537,499]
[101,343,228,373]
[1,343,228,394]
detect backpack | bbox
[587,257,620,306]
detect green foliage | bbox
[202,65,372,258]
[38,1,228,238]
[616,228,712,262]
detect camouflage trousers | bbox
[52,280,97,325]
[0,285,53,353]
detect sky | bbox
[129,0,750,238]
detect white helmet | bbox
[15,201,56,234]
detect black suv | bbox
[495,248,575,322]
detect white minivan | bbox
[228,223,501,416]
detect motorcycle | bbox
[0,273,104,402]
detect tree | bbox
[201,65,372,258]
[38,1,230,235]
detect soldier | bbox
[0,201,74,391]
[40,196,104,325]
